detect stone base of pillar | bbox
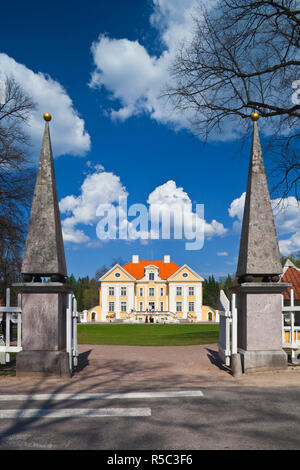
[238,349,287,374]
[230,282,290,374]
[16,351,70,378]
[13,282,73,378]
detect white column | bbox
[169,285,175,313]
[116,286,120,319]
[129,284,134,313]
[195,284,201,321]
[166,284,169,312]
[102,285,108,318]
[183,285,188,319]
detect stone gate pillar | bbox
[14,113,71,377]
[231,113,290,373]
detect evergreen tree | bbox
[203,274,236,309]
[65,257,125,311]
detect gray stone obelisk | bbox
[14,113,71,377]
[21,113,67,283]
[231,113,290,373]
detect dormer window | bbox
[149,273,155,281]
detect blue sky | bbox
[0,0,299,280]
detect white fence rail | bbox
[282,289,300,363]
[0,288,79,371]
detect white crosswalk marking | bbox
[0,390,204,419]
[0,390,204,401]
[0,408,151,419]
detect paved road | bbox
[1,344,300,451]
[0,386,300,450]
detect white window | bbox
[108,302,114,312]
[160,302,164,311]
[139,287,143,296]
[149,287,155,297]
[108,287,114,296]
[149,272,155,281]
[188,287,194,296]
[160,287,164,296]
[120,286,127,296]
[139,302,143,311]
[176,302,182,312]
[176,286,182,296]
[121,302,127,312]
[188,302,194,312]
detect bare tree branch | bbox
[0,76,36,296]
[165,0,300,198]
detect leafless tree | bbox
[166,0,300,198]
[0,76,36,298]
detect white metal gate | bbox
[0,288,22,364]
[218,290,237,367]
[66,292,79,372]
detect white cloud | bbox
[90,0,285,142]
[60,172,227,245]
[0,53,91,157]
[89,34,189,129]
[271,197,300,236]
[228,192,246,233]
[60,169,128,243]
[279,232,300,257]
[217,252,228,256]
[89,1,216,133]
[147,180,227,240]
[229,193,300,256]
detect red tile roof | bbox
[123,260,180,280]
[281,267,300,300]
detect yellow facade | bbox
[87,256,217,323]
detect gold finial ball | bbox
[251,112,259,121]
[43,112,52,122]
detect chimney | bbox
[164,255,170,263]
[132,255,139,264]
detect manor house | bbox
[86,255,217,323]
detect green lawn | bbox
[77,323,219,346]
